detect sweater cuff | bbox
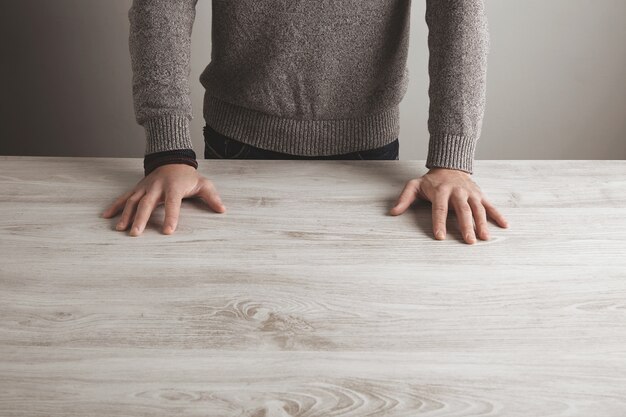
[144,149,198,177]
[425,133,478,175]
[143,114,194,155]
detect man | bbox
[102,0,509,244]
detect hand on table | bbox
[389,167,509,244]
[101,164,226,236]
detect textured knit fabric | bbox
[143,149,198,177]
[129,0,490,174]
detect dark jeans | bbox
[203,124,399,160]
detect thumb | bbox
[196,181,227,213]
[389,179,422,216]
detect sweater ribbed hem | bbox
[144,115,194,155]
[426,133,478,175]
[203,94,400,156]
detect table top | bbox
[1,156,625,416]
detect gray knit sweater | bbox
[129,0,490,174]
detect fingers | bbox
[451,192,476,244]
[390,173,508,244]
[431,191,449,240]
[116,190,145,231]
[390,179,421,215]
[129,192,161,237]
[196,179,227,213]
[468,196,490,241]
[102,190,134,218]
[482,198,509,228]
[163,192,183,235]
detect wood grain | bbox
[1,156,625,416]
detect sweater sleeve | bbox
[424,0,490,175]
[128,0,198,156]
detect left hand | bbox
[389,167,509,244]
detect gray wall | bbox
[2,0,625,160]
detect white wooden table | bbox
[1,156,625,416]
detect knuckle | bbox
[476,209,487,219]
[469,195,482,203]
[433,184,449,193]
[145,192,161,202]
[452,187,468,197]
[164,214,178,222]
[128,194,142,204]
[121,203,134,216]
[164,210,179,220]
[469,198,484,211]
[165,186,183,196]
[165,195,181,205]
[450,185,463,193]
[136,198,149,208]
[469,192,483,201]
[136,202,151,212]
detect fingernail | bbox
[436,231,444,239]
[465,233,475,242]
[116,222,123,230]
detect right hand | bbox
[101,164,226,236]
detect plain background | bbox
[1,0,625,161]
